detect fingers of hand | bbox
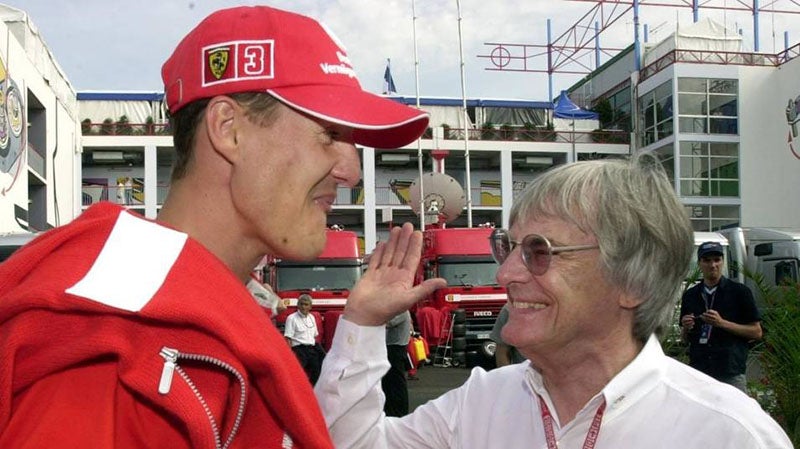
[390,223,414,268]
[380,226,402,268]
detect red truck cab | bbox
[415,225,507,369]
[267,228,362,350]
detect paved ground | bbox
[408,365,473,411]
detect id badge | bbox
[699,323,712,344]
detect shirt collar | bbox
[523,335,666,423]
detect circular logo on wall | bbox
[7,86,22,137]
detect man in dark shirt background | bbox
[680,241,763,392]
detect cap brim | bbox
[269,86,429,149]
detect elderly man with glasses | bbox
[315,154,791,449]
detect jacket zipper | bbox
[159,347,248,449]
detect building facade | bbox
[0,5,81,234]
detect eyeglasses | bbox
[489,228,599,275]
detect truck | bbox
[414,225,506,369]
[718,227,800,308]
[265,228,362,349]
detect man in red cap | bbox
[0,5,439,448]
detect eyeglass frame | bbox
[488,228,599,275]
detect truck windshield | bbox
[276,265,361,291]
[438,261,499,286]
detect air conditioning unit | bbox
[92,151,125,162]
[523,156,553,167]
[379,153,412,165]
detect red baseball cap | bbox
[162,5,428,149]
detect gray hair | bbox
[509,153,693,343]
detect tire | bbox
[451,351,466,367]
[452,308,466,324]
[452,323,467,337]
[481,340,497,357]
[452,337,467,352]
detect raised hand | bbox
[344,222,447,326]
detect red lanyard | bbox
[538,395,606,449]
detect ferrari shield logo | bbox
[207,48,229,80]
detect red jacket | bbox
[0,203,333,449]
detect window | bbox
[677,78,738,135]
[679,141,739,197]
[652,144,675,187]
[684,204,740,231]
[639,81,673,146]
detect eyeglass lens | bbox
[489,229,552,275]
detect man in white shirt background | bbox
[285,294,324,385]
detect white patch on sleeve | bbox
[66,212,188,312]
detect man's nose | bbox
[332,144,361,187]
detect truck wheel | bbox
[452,337,467,352]
[452,308,466,324]
[451,351,466,367]
[452,323,467,337]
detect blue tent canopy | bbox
[553,91,599,120]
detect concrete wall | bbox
[738,58,800,228]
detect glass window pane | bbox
[686,204,709,219]
[657,95,673,121]
[681,179,709,196]
[643,129,655,146]
[709,142,738,157]
[655,81,672,100]
[708,79,737,94]
[678,78,706,93]
[710,159,738,179]
[679,117,707,133]
[709,96,737,117]
[713,205,740,219]
[678,93,706,115]
[656,118,673,139]
[680,141,707,156]
[643,100,655,127]
[710,180,739,197]
[709,118,737,134]
[680,156,709,178]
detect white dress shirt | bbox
[316,318,791,449]
[284,311,318,346]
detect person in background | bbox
[489,303,526,367]
[382,310,412,416]
[285,294,325,385]
[314,154,791,448]
[0,5,432,448]
[680,241,762,392]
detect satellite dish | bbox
[409,172,466,224]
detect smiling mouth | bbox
[314,194,336,212]
[510,300,548,310]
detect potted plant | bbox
[81,118,93,135]
[481,121,498,140]
[116,115,133,135]
[99,118,115,135]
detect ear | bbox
[618,290,644,310]
[204,96,241,165]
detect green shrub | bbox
[747,268,800,445]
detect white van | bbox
[718,227,800,305]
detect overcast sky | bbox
[12,1,800,102]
